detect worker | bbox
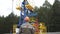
[19,16,35,34]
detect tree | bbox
[51,0,60,32]
[0,12,19,33]
[38,0,52,24]
[33,0,53,32]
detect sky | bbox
[0,0,55,17]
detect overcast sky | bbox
[0,0,55,17]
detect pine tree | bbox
[51,0,60,32]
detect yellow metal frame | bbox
[39,22,47,34]
[13,24,17,34]
[16,6,21,10]
[25,4,33,10]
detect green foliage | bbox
[34,0,52,24]
[50,0,60,32]
[33,0,56,32]
[0,12,19,34]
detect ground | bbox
[4,32,60,34]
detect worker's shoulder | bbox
[21,23,34,28]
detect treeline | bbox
[0,12,19,34]
[34,0,60,32]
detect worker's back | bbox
[19,22,35,34]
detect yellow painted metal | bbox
[39,22,47,34]
[25,4,34,11]
[16,0,34,11]
[30,17,35,22]
[34,32,39,34]
[16,4,34,11]
[13,24,17,34]
[16,6,21,10]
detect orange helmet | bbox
[24,16,30,22]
